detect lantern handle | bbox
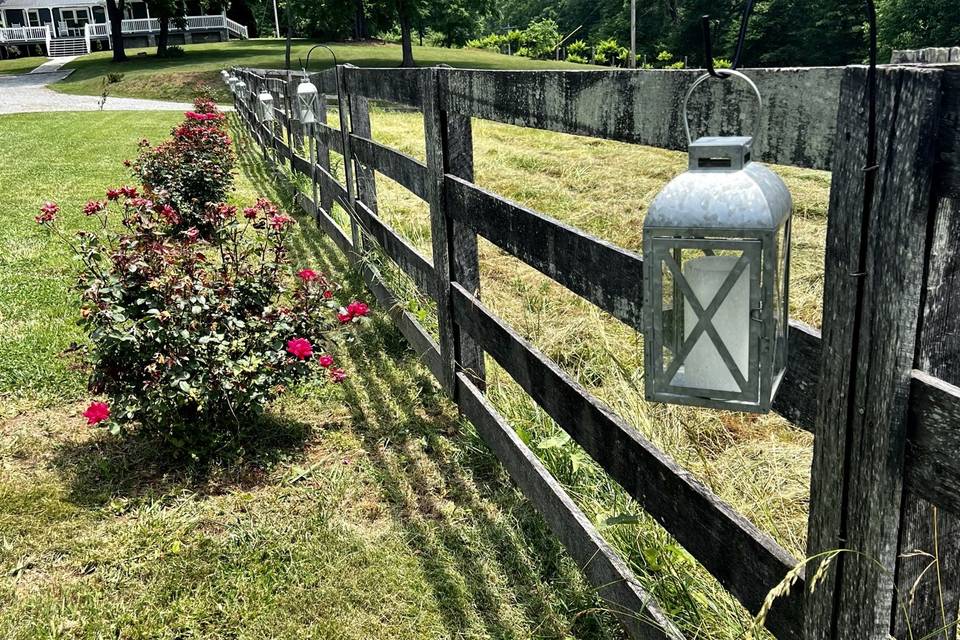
[682,69,762,146]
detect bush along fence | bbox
[228,62,960,640]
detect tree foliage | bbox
[215,0,960,69]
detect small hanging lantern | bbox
[296,77,320,125]
[643,70,791,413]
[220,70,230,84]
[233,80,246,100]
[257,90,275,123]
[227,75,238,93]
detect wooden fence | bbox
[229,62,960,640]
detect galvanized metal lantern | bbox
[220,70,230,84]
[296,77,320,125]
[227,75,239,93]
[233,79,246,100]
[257,90,274,123]
[643,70,791,413]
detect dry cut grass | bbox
[316,106,832,637]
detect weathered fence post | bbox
[423,67,486,395]
[805,65,943,639]
[335,65,365,257]
[894,192,960,638]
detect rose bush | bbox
[39,194,368,450]
[130,98,235,233]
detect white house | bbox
[0,0,247,56]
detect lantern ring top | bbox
[682,69,762,146]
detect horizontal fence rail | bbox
[230,63,960,640]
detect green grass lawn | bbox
[0,56,47,75]
[0,110,625,638]
[55,39,589,103]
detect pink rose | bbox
[82,401,110,425]
[298,268,319,282]
[36,201,59,224]
[318,354,334,368]
[286,337,313,360]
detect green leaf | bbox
[602,514,643,527]
[536,433,570,450]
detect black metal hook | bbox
[301,44,338,77]
[701,0,756,79]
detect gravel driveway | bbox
[0,60,196,115]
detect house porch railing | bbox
[0,14,246,45]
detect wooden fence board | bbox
[350,134,429,200]
[450,283,803,640]
[936,67,960,198]
[441,67,843,171]
[354,200,438,298]
[906,371,960,515]
[773,321,821,431]
[315,122,344,156]
[295,193,352,255]
[362,263,444,384]
[455,373,684,640]
[445,175,644,332]
[895,190,960,636]
[342,66,425,107]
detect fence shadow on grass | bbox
[51,411,315,508]
[234,135,622,637]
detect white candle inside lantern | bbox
[679,255,750,392]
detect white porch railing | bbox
[120,18,159,33]
[186,15,224,29]
[0,25,49,43]
[225,17,248,39]
[86,22,110,37]
[0,15,245,44]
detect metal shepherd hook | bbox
[299,45,340,215]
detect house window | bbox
[27,9,41,27]
[60,7,91,28]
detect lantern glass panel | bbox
[772,219,791,380]
[650,237,761,402]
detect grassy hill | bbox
[54,39,589,103]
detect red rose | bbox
[83,200,105,215]
[322,290,333,299]
[268,213,295,230]
[330,368,347,383]
[157,204,180,224]
[298,268,319,282]
[82,401,110,425]
[36,201,59,224]
[346,301,369,318]
[286,337,313,360]
[337,311,352,324]
[318,354,334,368]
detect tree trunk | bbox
[399,7,414,67]
[283,0,291,69]
[105,0,127,62]
[157,17,169,56]
[352,0,366,40]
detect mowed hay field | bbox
[290,106,831,634]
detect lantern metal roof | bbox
[644,136,791,231]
